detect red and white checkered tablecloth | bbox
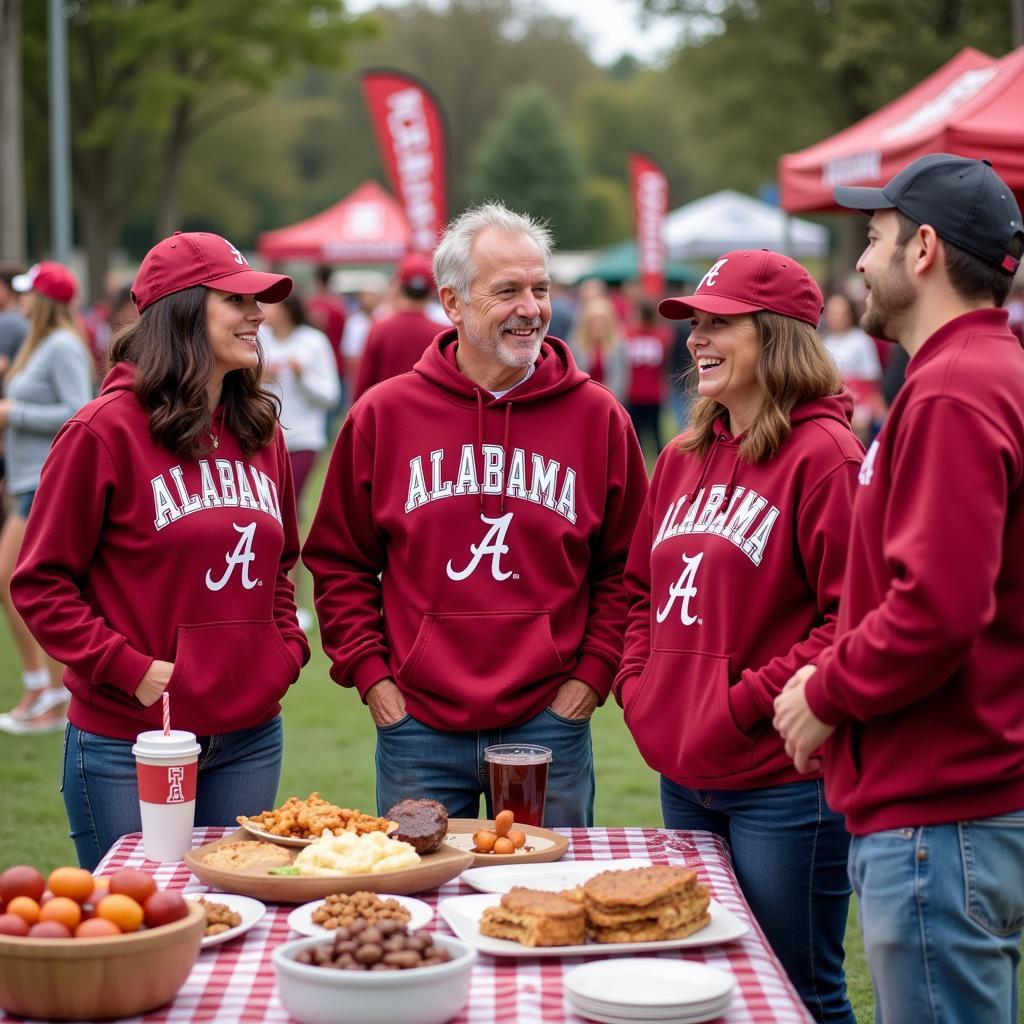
[10,827,813,1024]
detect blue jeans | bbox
[661,776,854,1024]
[61,716,283,871]
[849,812,1024,1024]
[375,707,595,826]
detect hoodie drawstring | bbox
[499,402,511,514]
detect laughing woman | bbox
[614,251,861,1023]
[11,233,309,869]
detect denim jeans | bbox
[375,706,595,826]
[661,776,854,1024]
[849,812,1024,1024]
[61,716,283,871]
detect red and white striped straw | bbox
[162,691,170,736]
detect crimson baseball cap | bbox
[397,251,435,294]
[834,154,1024,274]
[131,231,292,313]
[12,261,77,304]
[659,249,824,327]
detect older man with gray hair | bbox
[304,202,648,824]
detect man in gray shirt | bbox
[0,263,29,378]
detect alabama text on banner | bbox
[361,70,449,255]
[630,152,669,298]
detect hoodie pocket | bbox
[398,611,562,711]
[623,649,767,782]
[167,620,298,726]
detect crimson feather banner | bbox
[361,70,449,255]
[630,152,669,297]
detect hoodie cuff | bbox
[571,653,614,703]
[103,641,156,696]
[284,636,310,673]
[351,654,393,700]
[805,663,845,727]
[727,680,765,734]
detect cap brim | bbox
[11,273,33,293]
[833,184,894,212]
[205,269,293,303]
[659,294,764,320]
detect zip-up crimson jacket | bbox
[807,309,1024,834]
[303,331,648,731]
[614,392,863,789]
[11,363,309,741]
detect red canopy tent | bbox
[779,46,1024,213]
[257,180,411,263]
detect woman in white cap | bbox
[614,250,861,1022]
[0,262,93,734]
[11,233,309,869]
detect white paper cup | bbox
[132,730,201,862]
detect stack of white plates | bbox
[564,958,735,1024]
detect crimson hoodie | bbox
[11,363,310,741]
[614,392,863,788]
[806,309,1024,834]
[303,330,648,731]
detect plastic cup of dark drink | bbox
[484,743,552,827]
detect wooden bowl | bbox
[185,828,475,903]
[0,900,204,1021]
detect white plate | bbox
[566,997,733,1024]
[287,894,434,938]
[460,858,655,894]
[185,893,267,949]
[566,957,736,1007]
[236,821,316,846]
[437,892,748,958]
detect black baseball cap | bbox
[835,153,1024,274]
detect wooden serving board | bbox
[183,828,474,903]
[444,818,569,868]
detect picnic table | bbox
[8,827,813,1023]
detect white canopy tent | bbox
[662,189,829,261]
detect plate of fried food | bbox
[287,890,433,938]
[444,812,569,867]
[236,793,398,846]
[438,864,748,957]
[185,892,267,949]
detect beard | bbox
[861,251,915,343]
[465,312,547,369]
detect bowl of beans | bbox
[271,919,475,1024]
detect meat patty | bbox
[385,798,449,854]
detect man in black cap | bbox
[774,153,1024,1023]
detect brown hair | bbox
[5,292,90,383]
[107,285,279,458]
[895,211,1024,307]
[679,310,840,463]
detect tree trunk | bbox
[77,145,121,306]
[0,0,26,261]
[155,98,192,238]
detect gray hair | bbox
[432,202,554,301]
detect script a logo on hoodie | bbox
[205,522,261,591]
[859,439,879,486]
[446,513,514,582]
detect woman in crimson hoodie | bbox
[614,251,862,1023]
[11,232,309,870]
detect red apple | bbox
[142,891,188,929]
[0,866,46,906]
[0,913,30,936]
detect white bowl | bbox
[272,932,476,1024]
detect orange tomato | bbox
[96,893,144,933]
[6,896,41,925]
[75,917,122,938]
[48,867,95,905]
[107,868,157,905]
[90,876,110,902]
[39,896,82,930]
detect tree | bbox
[21,0,372,300]
[469,85,586,248]
[0,0,25,260]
